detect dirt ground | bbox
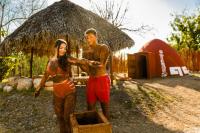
[0,74,200,133]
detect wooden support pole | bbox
[76,44,79,76]
[110,52,113,86]
[66,34,72,77]
[30,47,33,78]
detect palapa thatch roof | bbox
[0,0,134,56]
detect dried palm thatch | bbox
[0,0,134,56]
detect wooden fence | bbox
[112,54,127,73]
[178,49,200,71]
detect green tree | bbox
[167,8,200,51]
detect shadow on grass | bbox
[0,84,182,133]
[107,80,181,133]
[134,74,200,93]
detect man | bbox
[81,28,110,119]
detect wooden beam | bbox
[76,44,79,76]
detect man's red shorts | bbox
[86,75,110,104]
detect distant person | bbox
[34,39,100,133]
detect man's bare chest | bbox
[88,47,101,61]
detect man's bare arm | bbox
[99,44,110,67]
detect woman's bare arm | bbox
[67,56,101,67]
[99,44,110,67]
[36,71,50,91]
[35,61,50,97]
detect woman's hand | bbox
[34,86,41,98]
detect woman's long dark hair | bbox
[55,39,68,72]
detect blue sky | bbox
[48,0,199,53]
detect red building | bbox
[128,39,188,79]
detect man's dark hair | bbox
[84,28,97,36]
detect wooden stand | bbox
[70,111,112,133]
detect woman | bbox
[34,39,100,133]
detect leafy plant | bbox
[0,52,25,81]
[167,7,200,51]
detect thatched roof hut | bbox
[0,0,134,56]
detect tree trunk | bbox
[0,4,5,43]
